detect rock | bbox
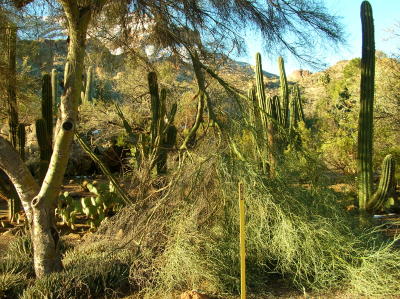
[180,290,210,299]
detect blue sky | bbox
[237,0,400,75]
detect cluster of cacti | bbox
[148,72,177,174]
[56,181,122,230]
[249,54,307,175]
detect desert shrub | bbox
[20,241,135,299]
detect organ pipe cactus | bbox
[278,56,289,127]
[367,155,396,211]
[357,1,375,210]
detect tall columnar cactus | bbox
[42,73,53,146]
[278,56,289,128]
[149,72,161,148]
[255,53,268,131]
[5,24,18,148]
[83,66,93,104]
[367,154,396,211]
[17,123,26,161]
[289,90,299,130]
[51,69,59,110]
[357,1,375,210]
[255,53,277,176]
[294,84,305,123]
[36,118,52,180]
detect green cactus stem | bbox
[17,123,26,161]
[367,154,396,211]
[278,56,289,128]
[255,53,277,176]
[42,73,53,146]
[149,72,161,148]
[357,1,375,210]
[255,53,268,132]
[36,118,52,181]
[51,69,59,111]
[294,85,305,123]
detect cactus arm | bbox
[367,155,396,211]
[357,1,375,210]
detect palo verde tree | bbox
[0,0,345,278]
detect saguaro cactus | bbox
[42,73,53,146]
[357,1,375,210]
[278,56,289,128]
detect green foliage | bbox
[20,242,134,299]
[35,118,52,179]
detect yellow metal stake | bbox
[239,182,246,299]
